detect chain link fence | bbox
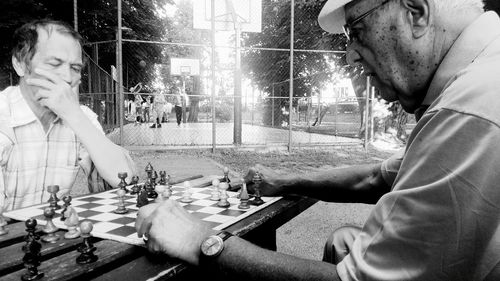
[1,0,412,149]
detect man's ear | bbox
[12,56,26,77]
[401,0,431,38]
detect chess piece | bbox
[0,213,8,236]
[145,178,158,199]
[162,185,172,200]
[180,181,193,203]
[217,182,230,208]
[210,179,220,201]
[63,206,81,239]
[136,189,149,208]
[222,166,232,189]
[60,195,72,221]
[250,171,264,206]
[159,171,167,185]
[113,189,129,214]
[118,172,129,193]
[151,171,158,186]
[154,185,166,203]
[145,162,154,179]
[41,207,60,243]
[238,181,250,209]
[130,183,141,195]
[22,219,44,281]
[76,220,98,264]
[47,185,61,210]
[130,175,140,185]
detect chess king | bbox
[0,19,136,211]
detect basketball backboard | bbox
[170,58,200,76]
[193,0,262,33]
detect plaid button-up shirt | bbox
[0,86,103,211]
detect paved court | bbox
[107,122,362,147]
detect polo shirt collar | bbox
[421,11,500,108]
[7,86,60,128]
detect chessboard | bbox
[3,177,281,246]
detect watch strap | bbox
[215,230,233,241]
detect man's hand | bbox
[135,200,214,265]
[244,164,286,196]
[25,68,81,120]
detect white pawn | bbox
[154,185,166,203]
[210,179,220,201]
[217,182,230,207]
[180,181,193,203]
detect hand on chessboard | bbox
[243,164,286,196]
[135,200,215,265]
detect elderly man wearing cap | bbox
[135,0,500,280]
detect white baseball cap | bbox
[318,0,354,34]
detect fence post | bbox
[288,0,294,152]
[116,0,124,145]
[210,0,217,153]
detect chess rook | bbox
[47,185,61,210]
[118,172,129,193]
[180,181,193,203]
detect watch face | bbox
[201,236,224,257]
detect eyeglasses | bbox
[343,0,392,42]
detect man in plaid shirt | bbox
[0,20,136,211]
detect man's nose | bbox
[346,47,362,67]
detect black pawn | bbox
[159,171,167,185]
[118,172,129,193]
[130,175,139,185]
[60,195,72,221]
[76,220,98,264]
[22,219,44,281]
[250,171,264,206]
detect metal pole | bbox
[117,0,124,145]
[211,0,217,153]
[73,0,78,31]
[364,76,371,151]
[370,86,375,142]
[271,85,275,127]
[227,0,242,145]
[288,0,294,151]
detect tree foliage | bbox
[0,0,173,90]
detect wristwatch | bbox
[200,231,233,258]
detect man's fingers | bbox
[33,68,60,83]
[26,78,54,91]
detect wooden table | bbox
[0,176,317,281]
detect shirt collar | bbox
[421,11,500,108]
[7,85,60,128]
